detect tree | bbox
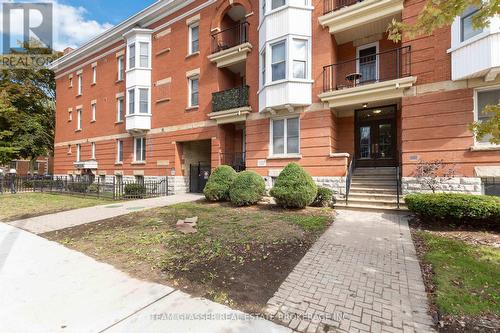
[388,0,500,145]
[0,40,60,168]
[412,159,457,193]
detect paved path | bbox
[0,223,290,333]
[6,193,203,234]
[266,210,435,333]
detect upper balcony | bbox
[319,0,404,44]
[208,85,251,124]
[207,22,252,70]
[319,46,416,108]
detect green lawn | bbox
[44,202,333,313]
[418,232,500,316]
[0,193,112,221]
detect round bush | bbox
[270,163,318,209]
[124,183,146,198]
[229,171,266,206]
[405,193,500,225]
[203,165,237,201]
[311,187,334,207]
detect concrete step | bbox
[350,187,398,195]
[351,180,397,187]
[347,197,406,207]
[334,201,408,212]
[351,175,396,180]
[353,167,396,176]
[348,193,400,201]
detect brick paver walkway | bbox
[265,210,435,333]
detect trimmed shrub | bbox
[311,187,334,207]
[405,193,500,225]
[270,163,318,209]
[88,183,99,193]
[124,183,146,198]
[203,165,237,201]
[229,171,266,206]
[68,182,88,193]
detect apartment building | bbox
[50,0,499,202]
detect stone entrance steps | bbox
[335,167,407,211]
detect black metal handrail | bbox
[322,46,412,92]
[345,156,355,204]
[211,21,249,54]
[212,85,249,112]
[324,0,365,14]
[396,151,402,209]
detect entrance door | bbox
[189,163,211,193]
[355,106,397,167]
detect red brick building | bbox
[50,0,499,204]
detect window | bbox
[261,50,266,86]
[189,76,199,107]
[461,6,483,42]
[99,175,106,184]
[476,88,500,144]
[129,43,136,69]
[77,74,82,95]
[117,56,124,81]
[92,66,97,84]
[91,102,96,122]
[189,23,199,54]
[135,175,145,185]
[76,144,81,162]
[271,0,285,10]
[91,142,96,159]
[116,140,123,163]
[139,88,149,114]
[68,108,72,121]
[134,137,146,162]
[262,0,266,14]
[128,89,135,114]
[139,42,149,67]
[76,108,82,130]
[271,117,299,155]
[116,97,124,122]
[482,178,500,196]
[271,41,286,81]
[69,77,73,88]
[292,39,307,79]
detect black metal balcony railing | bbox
[221,152,246,172]
[212,85,249,112]
[322,46,411,92]
[323,0,365,14]
[211,22,249,54]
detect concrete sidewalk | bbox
[5,193,203,234]
[0,223,290,333]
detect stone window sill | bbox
[186,51,200,59]
[185,106,199,112]
[75,129,82,132]
[115,121,124,124]
[131,161,146,165]
[470,145,499,152]
[267,154,302,160]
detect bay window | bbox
[139,42,149,67]
[128,89,135,114]
[461,6,483,42]
[271,0,286,10]
[139,88,149,113]
[271,41,286,81]
[128,43,136,69]
[292,39,307,79]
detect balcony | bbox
[209,86,251,124]
[207,22,252,69]
[319,46,416,108]
[319,0,404,44]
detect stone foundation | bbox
[263,176,346,198]
[402,177,482,195]
[167,176,189,194]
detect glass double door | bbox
[355,106,397,167]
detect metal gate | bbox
[189,163,211,193]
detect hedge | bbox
[311,187,334,207]
[229,171,266,206]
[405,193,500,225]
[270,163,318,209]
[203,165,237,201]
[124,183,146,198]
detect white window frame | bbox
[91,142,96,160]
[134,137,146,162]
[68,108,72,122]
[356,41,379,82]
[128,43,136,70]
[77,74,82,95]
[139,42,150,68]
[117,56,124,81]
[269,116,301,157]
[76,108,82,130]
[76,144,81,162]
[91,102,96,122]
[188,22,200,55]
[92,66,97,85]
[461,6,483,42]
[139,88,150,114]
[271,39,287,82]
[292,38,308,80]
[116,140,124,163]
[188,75,199,107]
[128,89,135,115]
[69,77,73,88]
[271,0,286,11]
[260,50,266,87]
[473,85,500,147]
[116,97,124,122]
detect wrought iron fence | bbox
[212,85,250,112]
[0,175,170,200]
[323,46,412,92]
[211,21,249,54]
[323,0,364,14]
